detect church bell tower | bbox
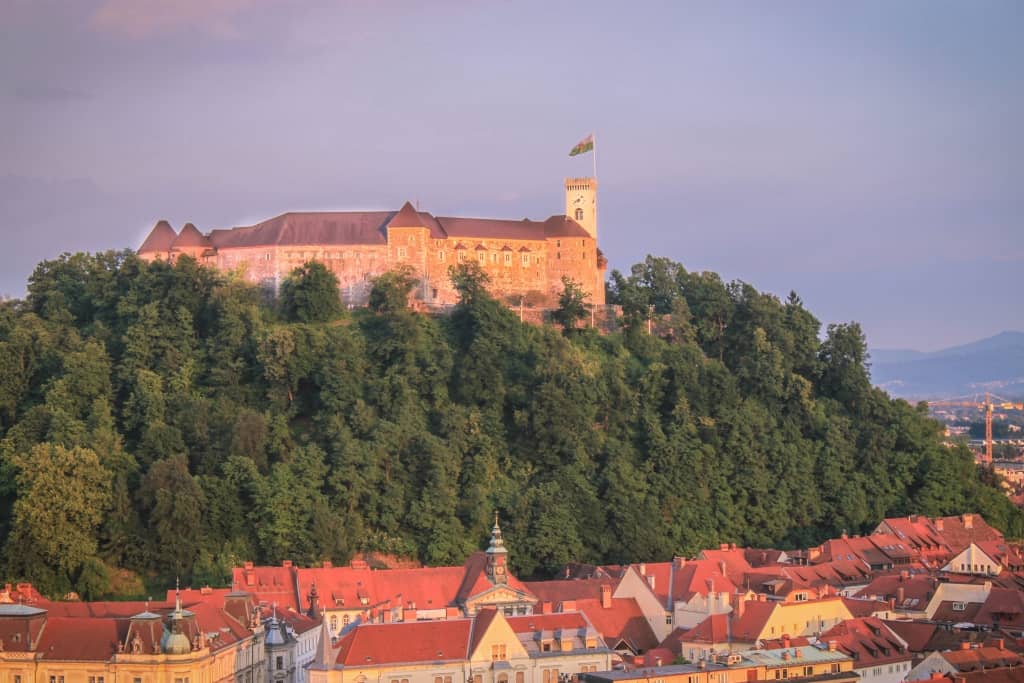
[485,512,509,585]
[565,177,598,240]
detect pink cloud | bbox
[89,0,257,38]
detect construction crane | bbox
[927,392,1024,463]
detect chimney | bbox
[962,514,973,529]
[731,543,737,551]
[282,560,292,568]
[404,608,417,621]
[735,597,746,620]
[827,640,838,652]
[960,641,970,650]
[445,607,460,618]
[899,570,909,581]
[897,586,905,606]
[720,543,730,551]
[601,584,612,609]
[244,561,254,569]
[639,563,646,576]
[322,560,333,569]
[783,635,791,649]
[795,649,802,659]
[935,518,945,532]
[647,575,656,591]
[719,560,728,576]
[888,598,896,611]
[674,556,686,569]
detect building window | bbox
[504,252,512,265]
[330,615,338,631]
[575,208,584,221]
[516,674,524,683]
[518,253,527,266]
[477,251,486,264]
[666,615,673,625]
[952,602,966,611]
[490,252,498,263]
[491,643,507,660]
[458,251,466,263]
[276,656,284,671]
[397,247,408,259]
[343,615,350,626]
[438,250,445,262]
[15,677,22,683]
[134,678,142,683]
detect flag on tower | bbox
[569,134,594,157]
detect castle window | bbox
[477,251,486,264]
[458,251,466,263]
[343,614,350,626]
[397,247,408,259]
[490,252,498,264]
[556,240,561,247]
[521,254,529,267]
[504,253,512,265]
[437,250,445,262]
[408,235,416,244]
[575,208,584,221]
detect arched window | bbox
[575,208,584,221]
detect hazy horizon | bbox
[3,0,1021,351]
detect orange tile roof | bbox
[941,645,1022,671]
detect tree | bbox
[3,443,112,594]
[279,261,344,323]
[369,267,419,314]
[551,277,591,332]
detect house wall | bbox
[943,544,1001,576]
[755,601,854,641]
[612,570,672,642]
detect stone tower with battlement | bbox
[564,177,597,241]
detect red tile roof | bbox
[818,617,911,669]
[388,202,430,230]
[505,611,589,633]
[574,597,658,652]
[975,588,1024,629]
[334,618,472,665]
[931,600,985,624]
[171,222,209,248]
[35,616,123,661]
[882,619,937,652]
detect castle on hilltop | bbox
[138,178,607,306]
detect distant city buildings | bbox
[3,512,1024,683]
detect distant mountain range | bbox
[871,331,1024,400]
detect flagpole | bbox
[592,131,598,180]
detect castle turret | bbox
[138,220,177,261]
[565,177,597,240]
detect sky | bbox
[2,0,1021,351]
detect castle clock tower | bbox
[485,512,509,585]
[565,177,598,240]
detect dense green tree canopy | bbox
[1,250,1020,598]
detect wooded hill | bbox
[1,252,1020,599]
